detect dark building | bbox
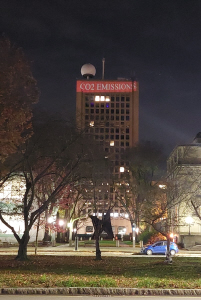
[76,63,139,235]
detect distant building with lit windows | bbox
[76,63,139,237]
[167,132,201,247]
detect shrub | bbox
[139,229,166,245]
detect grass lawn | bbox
[79,240,117,247]
[0,255,201,289]
[78,240,135,247]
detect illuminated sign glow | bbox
[76,80,137,93]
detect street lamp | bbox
[48,216,56,246]
[185,216,194,235]
[59,219,64,226]
[132,222,136,248]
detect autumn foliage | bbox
[0,38,39,160]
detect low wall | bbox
[180,235,201,248]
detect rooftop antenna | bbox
[102,58,105,80]
[131,70,136,81]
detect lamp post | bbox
[48,216,56,246]
[185,216,194,235]
[132,222,136,248]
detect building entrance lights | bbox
[185,216,194,235]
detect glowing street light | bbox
[48,216,54,224]
[59,219,64,226]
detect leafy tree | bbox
[53,182,89,245]
[0,38,39,160]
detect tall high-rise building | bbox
[76,63,139,236]
[76,64,139,175]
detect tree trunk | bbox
[165,237,172,264]
[15,231,30,261]
[43,223,51,242]
[95,237,102,260]
[69,226,73,246]
[35,214,40,255]
[43,210,50,242]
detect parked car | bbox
[141,240,179,256]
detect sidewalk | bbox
[0,244,140,256]
[0,243,199,256]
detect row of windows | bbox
[94,137,129,147]
[105,147,126,153]
[95,135,129,140]
[86,121,128,128]
[85,109,130,114]
[85,95,130,102]
[85,115,130,121]
[86,128,130,135]
[85,102,130,108]
[94,128,129,133]
[85,225,128,234]
[111,96,130,102]
[111,162,129,168]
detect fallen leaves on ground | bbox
[0,255,201,289]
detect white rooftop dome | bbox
[81,63,96,78]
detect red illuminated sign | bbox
[76,80,137,93]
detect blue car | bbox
[141,240,178,256]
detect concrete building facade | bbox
[167,133,201,247]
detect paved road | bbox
[1,296,201,300]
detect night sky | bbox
[1,0,201,154]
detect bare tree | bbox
[114,142,166,246]
[0,119,94,260]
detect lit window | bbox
[110,141,114,146]
[90,121,94,127]
[120,167,125,173]
[118,226,126,234]
[95,95,110,102]
[159,184,166,189]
